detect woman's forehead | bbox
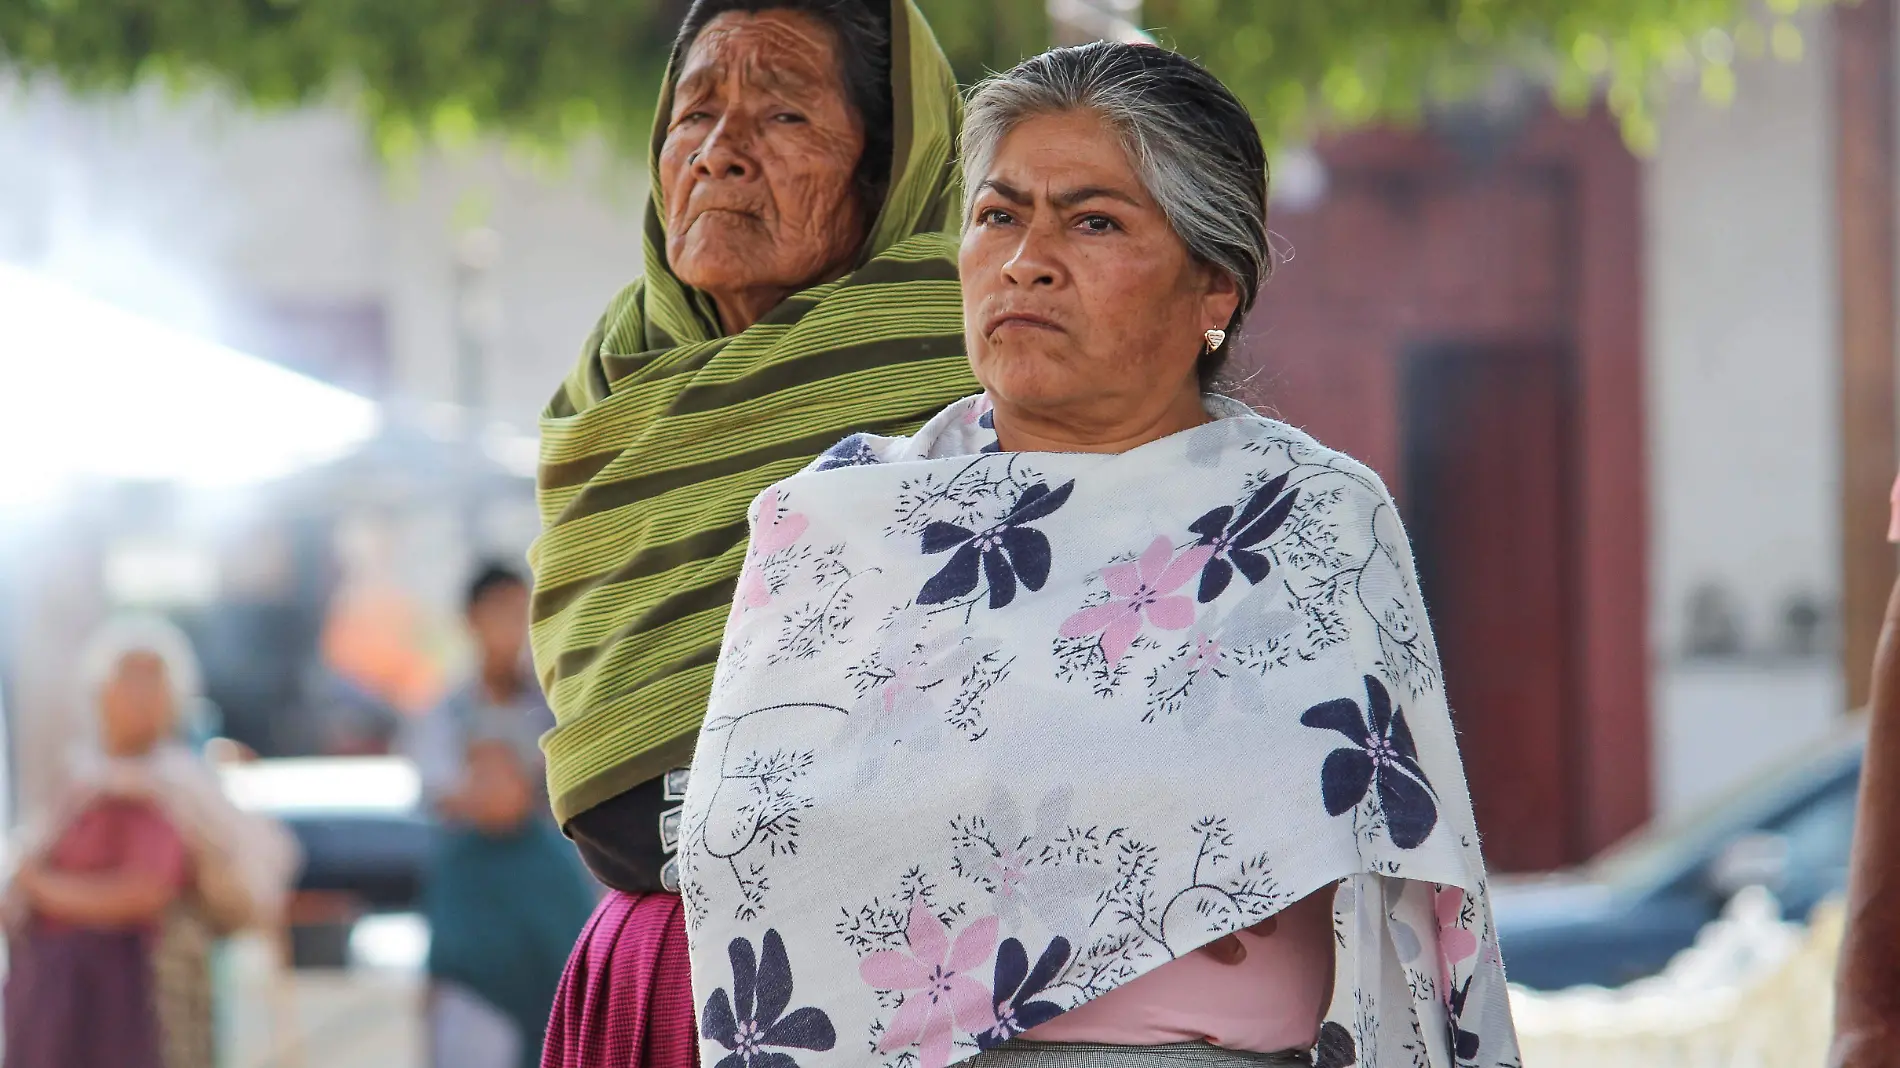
[677,10,843,97]
[115,649,168,677]
[980,113,1149,203]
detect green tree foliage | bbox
[916,0,1050,83]
[0,0,1837,156]
[1147,0,1832,153]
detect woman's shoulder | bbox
[545,279,648,420]
[797,394,992,476]
[1222,407,1397,504]
[806,432,905,473]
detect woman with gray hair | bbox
[4,616,298,1068]
[674,42,1520,1068]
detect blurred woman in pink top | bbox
[3,618,298,1068]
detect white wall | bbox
[382,149,653,423]
[0,77,650,429]
[1643,7,1846,816]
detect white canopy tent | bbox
[0,261,380,506]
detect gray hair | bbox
[960,42,1273,379]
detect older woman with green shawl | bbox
[533,2,975,1065]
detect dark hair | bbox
[673,0,895,220]
[963,42,1272,389]
[466,563,527,612]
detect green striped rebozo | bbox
[530,0,978,824]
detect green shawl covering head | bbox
[531,0,977,824]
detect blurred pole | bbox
[1836,0,1898,711]
[453,228,503,542]
[1047,0,1150,46]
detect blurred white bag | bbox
[1510,887,1844,1068]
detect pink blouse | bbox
[1021,889,1336,1054]
[39,797,191,932]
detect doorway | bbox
[1402,342,1581,871]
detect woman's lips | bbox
[687,206,762,228]
[985,311,1063,336]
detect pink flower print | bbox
[1059,537,1213,666]
[737,565,772,610]
[1435,886,1478,995]
[737,488,808,610]
[1188,634,1222,677]
[753,488,809,556]
[880,659,928,714]
[860,903,1000,1068]
[978,847,1030,904]
[961,394,994,425]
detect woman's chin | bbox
[672,229,778,284]
[974,360,1085,410]
[674,255,768,291]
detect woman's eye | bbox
[679,110,712,124]
[977,208,1015,226]
[773,112,807,124]
[1078,214,1118,233]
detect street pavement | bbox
[224,922,423,1068]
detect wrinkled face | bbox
[468,580,530,671]
[959,109,1238,420]
[658,10,868,320]
[99,650,174,757]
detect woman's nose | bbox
[693,119,755,181]
[1000,233,1061,288]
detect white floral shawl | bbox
[678,395,1521,1068]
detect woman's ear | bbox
[1200,267,1242,334]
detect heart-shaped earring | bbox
[1203,328,1227,352]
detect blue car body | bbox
[1493,722,1863,990]
[221,756,434,910]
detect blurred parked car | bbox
[1495,719,1862,990]
[221,755,430,907]
[220,756,431,965]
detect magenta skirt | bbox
[542,891,698,1068]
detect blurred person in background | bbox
[530,1,976,1065]
[3,616,299,1068]
[406,563,597,1068]
[1832,477,1900,1068]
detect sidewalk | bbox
[223,927,422,1068]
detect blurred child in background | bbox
[406,564,598,1068]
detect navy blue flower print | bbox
[1447,975,1480,1062]
[1300,675,1438,849]
[977,936,1070,1049]
[1188,473,1298,603]
[1314,1021,1357,1068]
[816,434,881,471]
[918,480,1075,609]
[701,930,837,1068]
